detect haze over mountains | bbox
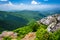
[0,4,60,11]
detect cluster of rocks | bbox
[38,14,60,32]
[0,31,17,40]
[21,32,36,40]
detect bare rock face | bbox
[51,23,60,32]
[57,16,60,21]
[40,16,57,25]
[38,14,60,32]
[47,22,56,32]
[0,31,17,40]
[21,32,36,40]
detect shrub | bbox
[3,37,11,40]
[14,26,33,38]
[49,30,60,40]
[35,28,49,40]
[39,23,48,29]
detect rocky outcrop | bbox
[0,31,17,40]
[21,32,36,40]
[40,16,57,25]
[38,14,60,32]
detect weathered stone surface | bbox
[47,22,56,32]
[57,16,60,21]
[21,32,36,40]
[40,16,56,25]
[0,31,17,39]
[0,38,3,40]
[38,14,60,32]
[51,23,60,32]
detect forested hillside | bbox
[0,10,60,40]
[0,11,46,31]
[0,10,60,31]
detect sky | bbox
[0,0,60,11]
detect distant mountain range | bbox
[0,10,60,31]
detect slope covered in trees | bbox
[0,10,46,31]
[2,20,60,40]
[0,11,60,40]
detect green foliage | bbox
[35,25,60,40]
[49,30,60,40]
[35,22,60,40]
[0,10,45,32]
[0,11,28,31]
[35,23,48,40]
[54,30,60,40]
[14,26,33,38]
[1,20,60,40]
[39,23,48,29]
[3,37,11,40]
[14,21,40,39]
[0,11,60,40]
[35,28,49,40]
[27,20,40,32]
[0,27,5,33]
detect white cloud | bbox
[31,0,38,5]
[31,0,41,5]
[0,0,8,1]
[0,2,60,11]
